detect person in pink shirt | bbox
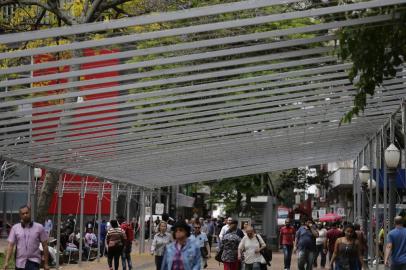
[3,205,49,270]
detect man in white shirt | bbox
[219,217,233,240]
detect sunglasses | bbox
[194,227,201,229]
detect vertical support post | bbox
[175,185,179,219]
[97,182,103,262]
[157,188,162,203]
[353,160,357,222]
[357,151,363,223]
[56,174,63,269]
[30,167,36,221]
[78,177,85,265]
[165,187,170,214]
[113,184,118,220]
[368,139,374,265]
[110,183,116,221]
[388,116,397,229]
[139,188,145,254]
[361,145,368,260]
[27,166,32,205]
[126,186,132,223]
[382,129,388,244]
[149,190,153,242]
[375,133,381,270]
[1,189,7,238]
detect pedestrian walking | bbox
[151,221,172,270]
[207,218,215,251]
[219,217,233,241]
[106,220,126,270]
[221,220,242,270]
[190,221,210,269]
[2,205,50,270]
[161,220,201,270]
[329,224,366,270]
[384,216,406,270]
[314,223,327,268]
[118,216,134,270]
[326,223,344,268]
[354,224,367,258]
[280,218,296,270]
[238,226,266,270]
[294,219,318,270]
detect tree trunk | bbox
[36,171,59,224]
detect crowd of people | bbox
[3,205,406,270]
[279,217,406,270]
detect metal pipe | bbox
[139,188,145,254]
[110,183,116,221]
[97,182,103,262]
[149,190,153,242]
[113,184,118,220]
[56,174,63,269]
[78,177,85,265]
[375,133,381,270]
[382,129,388,245]
[126,186,132,223]
[368,139,374,265]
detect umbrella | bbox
[319,213,343,222]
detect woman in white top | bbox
[313,223,327,268]
[238,226,266,270]
[151,221,172,270]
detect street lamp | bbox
[384,143,400,228]
[359,165,370,258]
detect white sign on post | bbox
[337,208,345,216]
[312,210,318,220]
[155,203,164,215]
[145,207,151,216]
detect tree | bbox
[338,3,406,123]
[0,0,186,224]
[208,174,267,216]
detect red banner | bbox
[32,48,121,215]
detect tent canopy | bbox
[0,0,405,187]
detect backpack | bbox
[122,222,134,242]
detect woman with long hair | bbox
[151,221,172,270]
[106,219,126,270]
[329,224,366,270]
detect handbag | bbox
[200,247,209,258]
[215,248,223,262]
[256,235,272,266]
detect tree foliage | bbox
[338,3,406,123]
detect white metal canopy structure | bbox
[0,0,405,187]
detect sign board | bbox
[155,203,164,215]
[337,208,345,216]
[318,208,326,217]
[294,214,300,221]
[145,207,151,216]
[312,210,318,220]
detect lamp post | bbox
[384,143,400,229]
[32,167,42,221]
[359,165,370,258]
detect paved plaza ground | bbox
[1,239,385,270]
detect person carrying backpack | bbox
[107,220,126,270]
[118,216,134,270]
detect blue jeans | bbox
[298,249,314,270]
[282,245,293,269]
[121,244,133,270]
